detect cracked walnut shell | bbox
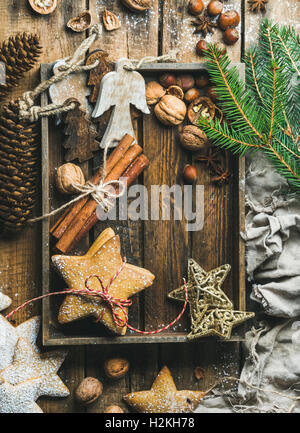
[154,95,187,127]
[121,0,151,12]
[102,8,121,31]
[67,11,92,32]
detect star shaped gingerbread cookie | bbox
[0,337,69,398]
[0,377,43,413]
[0,315,40,370]
[0,292,12,312]
[52,228,155,335]
[124,366,206,413]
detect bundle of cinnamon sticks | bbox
[50,134,149,253]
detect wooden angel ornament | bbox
[92,58,150,149]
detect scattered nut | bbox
[188,0,204,16]
[121,0,151,12]
[206,86,218,102]
[183,164,198,184]
[218,10,240,30]
[187,96,215,124]
[75,377,103,405]
[104,358,130,380]
[104,405,124,413]
[166,85,184,100]
[159,73,177,89]
[196,39,208,56]
[195,70,210,88]
[154,95,187,127]
[67,11,92,32]
[223,28,239,45]
[194,367,205,380]
[179,125,209,151]
[207,0,224,16]
[146,81,166,105]
[184,88,200,104]
[176,74,195,92]
[56,163,85,195]
[102,8,121,31]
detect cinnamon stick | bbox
[50,134,135,239]
[67,154,150,251]
[55,143,143,253]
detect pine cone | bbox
[0,99,39,231]
[0,33,42,101]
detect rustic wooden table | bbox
[0,0,298,414]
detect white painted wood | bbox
[92,58,150,149]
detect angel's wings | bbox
[92,71,117,118]
[129,71,150,115]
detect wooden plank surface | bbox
[0,0,298,413]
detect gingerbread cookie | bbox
[52,228,155,335]
[0,377,43,413]
[0,337,69,398]
[123,366,206,413]
[0,315,40,370]
[0,292,12,311]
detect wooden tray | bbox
[41,62,246,346]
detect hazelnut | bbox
[184,88,200,104]
[104,358,130,380]
[188,0,204,16]
[167,85,184,100]
[104,405,124,413]
[196,39,208,56]
[218,10,240,30]
[187,96,215,124]
[176,74,195,92]
[146,81,166,105]
[121,0,151,12]
[179,125,208,151]
[183,165,197,184]
[195,70,210,88]
[159,73,177,88]
[75,377,103,405]
[223,28,239,45]
[206,86,218,102]
[207,0,224,16]
[154,95,187,127]
[194,366,205,380]
[56,163,85,195]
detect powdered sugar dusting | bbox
[0,378,43,413]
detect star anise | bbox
[248,0,268,12]
[191,14,218,37]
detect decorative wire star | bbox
[191,14,218,37]
[248,0,269,12]
[168,259,255,340]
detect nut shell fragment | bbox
[28,0,57,15]
[187,96,215,125]
[121,0,151,12]
[166,85,184,100]
[67,11,92,33]
[102,8,121,31]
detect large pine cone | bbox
[0,100,39,231]
[0,33,42,101]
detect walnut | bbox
[67,11,92,32]
[75,377,103,405]
[146,81,166,105]
[102,8,121,31]
[56,163,85,195]
[121,0,151,12]
[179,125,209,151]
[104,358,130,380]
[154,95,187,127]
[166,85,184,100]
[104,405,124,413]
[187,96,215,125]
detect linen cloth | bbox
[195,153,300,413]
